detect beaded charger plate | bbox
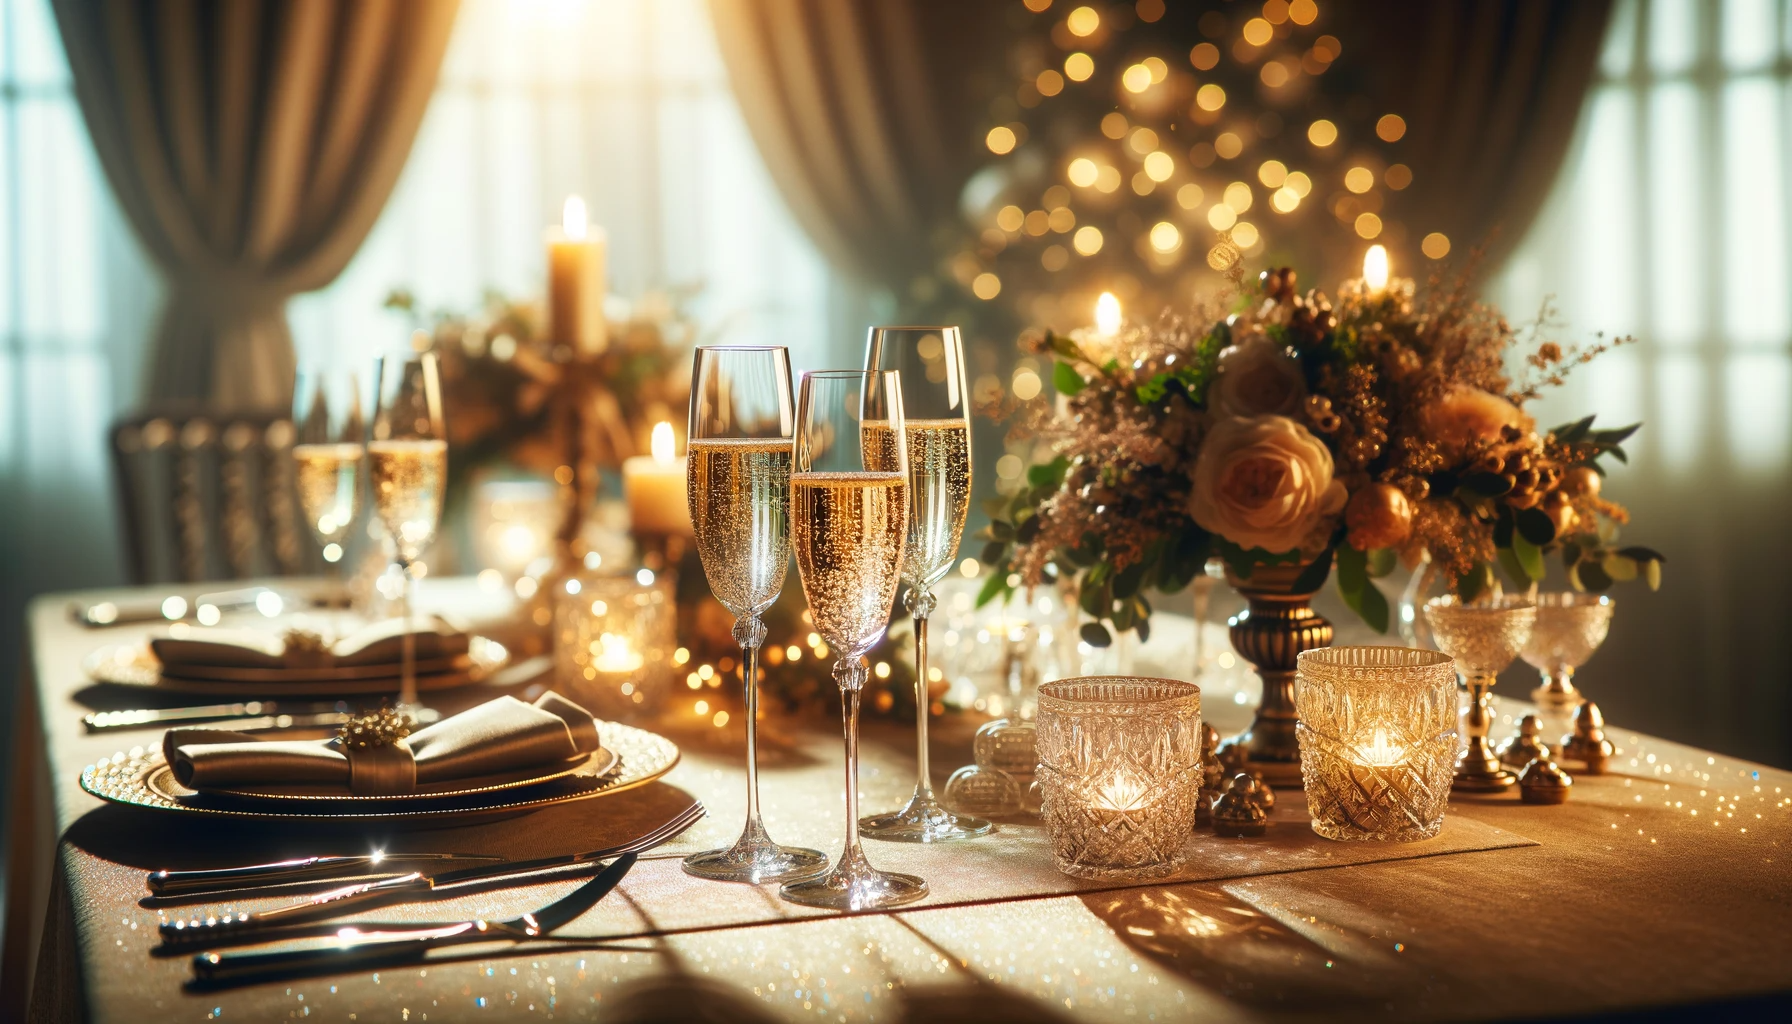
[79,722,679,822]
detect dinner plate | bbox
[157,745,620,805]
[84,636,509,696]
[79,721,679,823]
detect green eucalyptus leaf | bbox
[1591,423,1641,445]
[1493,509,1515,548]
[1516,507,1556,546]
[1336,545,1367,595]
[1113,561,1149,599]
[1617,545,1665,563]
[1027,456,1070,489]
[989,519,1015,541]
[1578,558,1614,592]
[1293,550,1334,593]
[1457,563,1492,602]
[1358,578,1390,634]
[1015,516,1042,542]
[1052,360,1087,396]
[975,569,1011,608]
[1080,622,1113,648]
[1512,533,1546,581]
[980,540,1006,564]
[1645,559,1662,590]
[1134,616,1151,643]
[1497,546,1531,590]
[1602,553,1639,582]
[1366,548,1397,578]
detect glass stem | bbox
[740,622,765,831]
[912,610,933,801]
[842,684,863,861]
[399,562,417,707]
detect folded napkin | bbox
[164,692,602,796]
[152,617,468,673]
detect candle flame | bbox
[1096,767,1151,811]
[650,421,676,463]
[1363,244,1389,291]
[592,632,643,673]
[1357,725,1406,767]
[562,195,589,240]
[1094,291,1122,337]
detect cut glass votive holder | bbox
[1035,676,1203,880]
[1295,646,1458,842]
[554,574,675,719]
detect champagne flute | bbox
[369,353,447,709]
[858,326,989,842]
[779,370,927,910]
[681,347,828,884]
[291,367,367,584]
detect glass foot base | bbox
[778,847,927,910]
[860,793,991,843]
[682,832,828,884]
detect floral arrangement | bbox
[978,257,1663,645]
[385,287,696,482]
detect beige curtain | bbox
[1367,0,1614,280]
[706,0,1007,291]
[52,0,460,411]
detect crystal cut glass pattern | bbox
[1035,677,1202,880]
[1520,592,1614,707]
[1295,646,1458,842]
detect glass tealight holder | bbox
[1295,646,1459,842]
[553,574,675,720]
[1035,676,1203,881]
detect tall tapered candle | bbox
[547,195,607,354]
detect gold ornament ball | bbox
[1344,482,1414,551]
[1560,465,1602,499]
[1544,501,1578,538]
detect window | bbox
[1495,0,1791,474]
[289,0,845,374]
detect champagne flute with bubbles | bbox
[858,326,989,842]
[291,367,367,588]
[370,353,447,709]
[681,346,828,884]
[779,369,928,910]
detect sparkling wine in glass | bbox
[370,353,447,708]
[858,326,989,842]
[291,368,367,583]
[779,369,928,911]
[680,347,827,884]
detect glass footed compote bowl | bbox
[1422,595,1537,792]
[1520,593,1614,710]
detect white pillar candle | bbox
[546,195,608,354]
[622,422,692,536]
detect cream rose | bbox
[1189,415,1347,554]
[1207,335,1306,418]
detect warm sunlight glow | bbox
[562,195,588,240]
[1095,292,1122,336]
[651,421,676,463]
[1363,244,1390,291]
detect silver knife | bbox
[86,701,348,732]
[159,801,702,950]
[148,852,505,896]
[190,852,638,987]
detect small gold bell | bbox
[1195,724,1223,827]
[1519,757,1573,805]
[1560,700,1615,775]
[1212,773,1269,838]
[1497,714,1550,769]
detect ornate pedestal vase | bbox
[1222,562,1333,787]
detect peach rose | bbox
[1207,335,1306,418]
[1189,415,1347,553]
[1421,387,1529,455]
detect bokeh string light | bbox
[951,0,1457,366]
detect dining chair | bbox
[109,409,314,584]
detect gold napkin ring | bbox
[337,707,418,795]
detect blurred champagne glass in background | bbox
[779,369,928,911]
[292,367,366,603]
[858,326,989,843]
[370,352,447,709]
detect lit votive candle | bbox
[1036,676,1202,880]
[554,574,674,719]
[1295,646,1457,842]
[622,422,692,536]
